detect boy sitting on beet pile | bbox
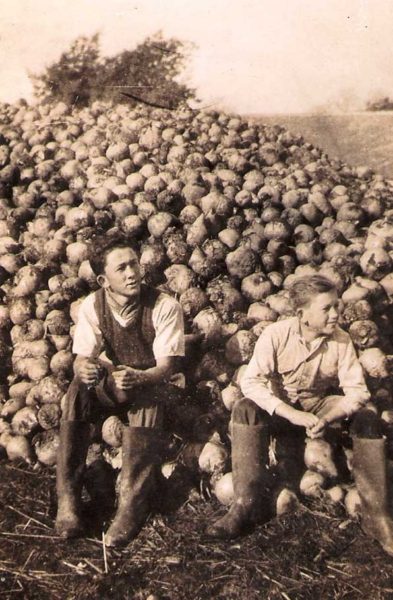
[207,274,393,556]
[55,232,185,547]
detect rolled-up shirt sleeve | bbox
[240,327,285,416]
[72,295,103,358]
[152,295,185,359]
[337,335,370,411]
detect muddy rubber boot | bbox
[84,459,117,526]
[272,432,305,515]
[206,423,271,540]
[352,437,393,556]
[55,420,90,539]
[105,427,161,547]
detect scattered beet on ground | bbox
[1,459,393,600]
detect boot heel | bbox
[55,421,90,539]
[208,423,271,539]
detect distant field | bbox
[253,112,393,179]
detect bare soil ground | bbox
[1,460,393,600]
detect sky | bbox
[0,0,392,114]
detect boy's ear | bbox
[97,274,109,288]
[297,307,311,327]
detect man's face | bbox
[98,247,142,299]
[299,290,340,337]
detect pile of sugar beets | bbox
[1,98,393,518]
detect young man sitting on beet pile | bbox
[55,233,185,547]
[207,274,393,556]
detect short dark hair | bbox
[88,231,139,276]
[290,274,337,310]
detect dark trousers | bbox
[61,375,184,431]
[232,398,306,491]
[232,398,389,486]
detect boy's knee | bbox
[350,408,383,439]
[232,397,267,425]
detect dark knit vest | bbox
[94,285,160,369]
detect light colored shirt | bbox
[240,317,370,416]
[72,290,185,361]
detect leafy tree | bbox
[31,34,101,107]
[97,33,195,109]
[30,32,196,109]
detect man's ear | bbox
[97,274,109,288]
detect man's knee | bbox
[232,397,268,426]
[61,377,93,422]
[127,405,163,429]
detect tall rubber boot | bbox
[105,427,162,547]
[274,432,305,491]
[273,433,305,516]
[206,423,271,539]
[55,420,90,538]
[84,459,117,524]
[352,436,393,556]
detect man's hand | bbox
[306,417,327,439]
[106,357,178,400]
[74,357,103,386]
[111,366,145,390]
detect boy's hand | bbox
[314,397,369,428]
[75,357,103,386]
[112,366,145,390]
[288,409,321,430]
[275,403,322,431]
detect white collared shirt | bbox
[72,290,185,360]
[240,317,370,415]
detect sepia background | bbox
[1,3,393,599]
[2,0,393,175]
[0,0,392,113]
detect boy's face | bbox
[98,247,142,299]
[298,290,340,337]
